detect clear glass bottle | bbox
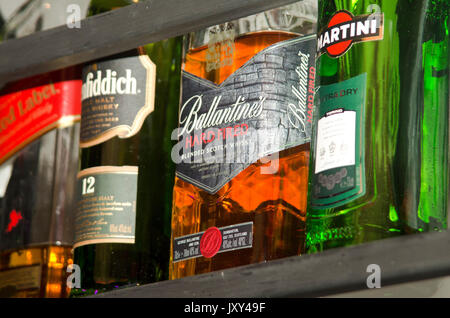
[170,0,317,279]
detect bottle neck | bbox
[88,0,138,16]
[188,0,317,50]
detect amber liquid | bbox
[0,246,73,298]
[170,31,310,279]
[0,68,80,298]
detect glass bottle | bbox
[72,0,182,296]
[170,0,317,279]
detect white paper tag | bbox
[315,110,356,174]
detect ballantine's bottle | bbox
[72,0,182,295]
[306,0,449,253]
[170,1,317,279]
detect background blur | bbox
[0,1,28,20]
[0,0,89,39]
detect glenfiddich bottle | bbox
[306,0,449,253]
[0,1,84,298]
[170,0,317,279]
[72,0,182,295]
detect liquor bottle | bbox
[397,0,449,233]
[0,1,84,298]
[170,0,317,279]
[306,0,448,253]
[0,71,81,299]
[72,0,182,295]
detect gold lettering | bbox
[50,82,57,95]
[25,97,35,113]
[42,85,51,99]
[118,224,132,233]
[110,224,118,233]
[0,106,17,132]
[32,89,42,105]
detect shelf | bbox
[90,230,450,298]
[326,276,450,298]
[0,0,316,86]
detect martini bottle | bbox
[305,0,446,253]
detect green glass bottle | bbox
[306,0,448,253]
[71,0,182,296]
[410,1,449,232]
[392,0,449,234]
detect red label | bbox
[326,11,354,57]
[0,77,81,164]
[317,10,384,58]
[200,227,222,258]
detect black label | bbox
[74,166,138,249]
[172,222,253,262]
[80,55,156,148]
[174,35,317,194]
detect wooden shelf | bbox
[90,230,450,298]
[0,0,316,85]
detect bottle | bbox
[397,0,449,232]
[169,0,317,279]
[71,0,182,295]
[306,0,448,253]
[0,1,83,298]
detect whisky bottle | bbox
[0,70,82,298]
[72,0,182,295]
[306,0,448,253]
[0,0,84,298]
[170,0,317,279]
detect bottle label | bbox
[0,77,81,165]
[80,55,156,148]
[175,35,316,194]
[310,74,367,209]
[317,10,384,58]
[172,222,253,262]
[74,166,138,249]
[0,265,41,293]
